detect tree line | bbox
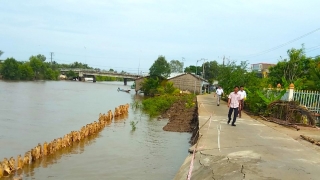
[0,52,95,80]
[141,46,320,115]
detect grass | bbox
[141,94,196,117]
[130,121,138,131]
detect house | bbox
[251,63,275,78]
[134,76,149,93]
[134,73,210,94]
[168,73,209,94]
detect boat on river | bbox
[131,82,135,89]
[117,87,130,93]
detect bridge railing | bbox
[59,68,147,77]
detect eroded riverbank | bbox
[161,97,199,145]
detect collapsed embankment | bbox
[161,97,199,145]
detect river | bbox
[0,80,191,180]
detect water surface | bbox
[0,81,190,180]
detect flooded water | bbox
[0,81,191,180]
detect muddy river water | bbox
[0,81,191,180]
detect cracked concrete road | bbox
[174,94,320,180]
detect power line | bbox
[237,27,320,59]
[306,45,320,53]
[306,44,320,50]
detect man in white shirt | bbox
[238,86,247,118]
[215,86,224,106]
[228,86,241,126]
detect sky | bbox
[0,0,320,73]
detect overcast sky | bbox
[1,0,319,73]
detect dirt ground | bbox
[162,98,198,133]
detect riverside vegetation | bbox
[140,46,320,129]
[130,56,198,144]
[0,52,128,81]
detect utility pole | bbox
[181,57,185,72]
[223,55,225,66]
[202,58,205,79]
[50,52,54,63]
[138,50,141,75]
[196,58,206,77]
[50,52,54,68]
[201,58,207,79]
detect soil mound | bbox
[162,98,199,144]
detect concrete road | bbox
[174,94,320,180]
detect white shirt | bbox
[216,88,223,95]
[238,90,247,100]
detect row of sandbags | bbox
[0,104,129,178]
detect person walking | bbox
[215,86,224,106]
[227,86,242,126]
[238,86,247,118]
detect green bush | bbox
[142,95,178,117]
[141,94,195,117]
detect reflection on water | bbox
[0,81,190,180]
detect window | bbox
[252,64,261,71]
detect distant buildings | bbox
[251,63,275,78]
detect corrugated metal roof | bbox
[168,73,208,82]
[168,73,185,79]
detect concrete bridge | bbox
[59,68,145,85]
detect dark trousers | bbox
[228,107,239,124]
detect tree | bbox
[217,60,259,94]
[303,56,320,90]
[69,61,92,69]
[184,65,201,74]
[268,61,287,86]
[203,60,219,81]
[141,77,161,96]
[19,62,34,80]
[0,58,21,80]
[149,56,171,78]
[284,47,309,83]
[268,46,311,86]
[109,68,114,72]
[169,60,184,73]
[36,54,46,62]
[66,70,77,78]
[30,56,45,79]
[44,68,59,80]
[0,50,3,57]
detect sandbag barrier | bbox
[0,103,129,178]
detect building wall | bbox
[168,74,202,94]
[252,63,275,72]
[135,77,146,92]
[262,64,275,70]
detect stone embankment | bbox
[174,94,320,180]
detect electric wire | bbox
[236,27,320,59]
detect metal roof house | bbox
[134,73,209,94]
[134,76,149,93]
[168,73,209,94]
